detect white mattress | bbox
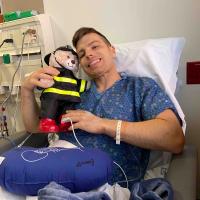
[0,186,37,200]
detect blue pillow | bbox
[0,146,113,196]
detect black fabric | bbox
[41,69,82,101]
[44,45,78,65]
[40,68,84,119]
[40,96,74,119]
[21,133,49,148]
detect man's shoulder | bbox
[125,75,158,87]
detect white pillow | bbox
[114,37,186,133]
[114,37,185,94]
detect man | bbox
[21,27,184,188]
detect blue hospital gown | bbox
[59,75,179,188]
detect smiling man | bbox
[21,27,184,190]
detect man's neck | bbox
[94,71,121,92]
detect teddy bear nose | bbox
[71,60,75,64]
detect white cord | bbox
[113,161,129,189]
[17,133,33,148]
[10,56,23,135]
[10,86,19,134]
[61,117,84,148]
[27,39,30,60]
[62,117,129,188]
[0,32,27,134]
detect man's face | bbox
[76,33,116,78]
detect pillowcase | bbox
[114,37,185,94]
[0,147,113,196]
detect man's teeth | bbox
[89,59,100,67]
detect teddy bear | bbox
[39,45,87,133]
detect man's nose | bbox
[85,49,93,58]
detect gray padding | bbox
[167,145,197,200]
[0,131,29,154]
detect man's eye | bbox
[78,53,84,59]
[92,45,98,49]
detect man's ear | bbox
[111,45,116,58]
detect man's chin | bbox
[83,68,104,79]
[90,72,105,79]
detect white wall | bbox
[43,0,200,196]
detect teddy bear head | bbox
[44,45,79,73]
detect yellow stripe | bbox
[80,79,86,92]
[43,88,80,97]
[53,76,77,84]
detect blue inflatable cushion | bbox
[0,146,113,196]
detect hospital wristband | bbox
[116,120,122,145]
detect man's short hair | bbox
[72,27,111,48]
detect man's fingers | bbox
[67,116,80,123]
[38,73,54,80]
[68,122,80,130]
[30,79,47,88]
[65,110,90,117]
[66,109,83,113]
[42,66,60,75]
[61,114,80,123]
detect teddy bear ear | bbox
[44,53,51,65]
[66,45,73,50]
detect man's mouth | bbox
[88,58,101,67]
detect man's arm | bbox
[116,109,184,154]
[21,86,40,133]
[20,66,60,133]
[63,109,185,154]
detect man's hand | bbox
[22,66,60,91]
[62,110,105,134]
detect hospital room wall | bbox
[43,0,200,196]
[1,0,44,14]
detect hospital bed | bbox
[0,132,197,200]
[0,37,197,199]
